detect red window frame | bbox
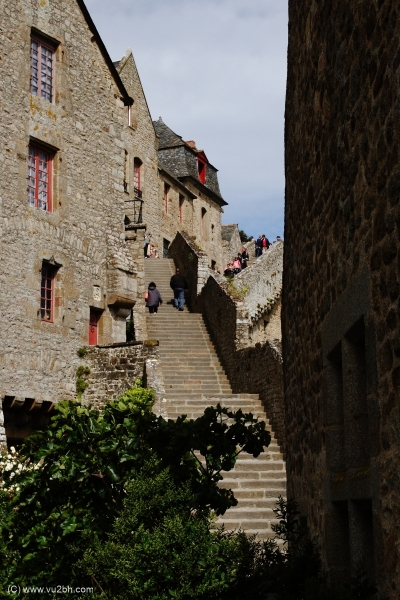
[164,183,170,214]
[28,144,53,212]
[41,263,56,322]
[179,195,184,223]
[197,157,206,184]
[30,37,55,103]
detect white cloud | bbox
[85,0,287,238]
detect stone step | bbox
[145,257,286,539]
[221,471,286,483]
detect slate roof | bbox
[153,118,184,149]
[153,118,227,206]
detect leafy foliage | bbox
[77,465,239,599]
[0,384,270,586]
[238,229,252,243]
[0,383,383,599]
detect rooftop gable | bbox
[76,0,132,106]
[114,48,154,126]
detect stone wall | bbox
[115,50,161,247]
[168,230,210,311]
[221,224,242,266]
[234,242,283,328]
[0,0,141,405]
[284,0,400,595]
[200,275,285,450]
[83,340,158,409]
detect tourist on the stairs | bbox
[241,247,249,268]
[169,268,188,311]
[255,235,263,258]
[145,282,163,314]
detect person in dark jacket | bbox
[241,247,249,268]
[256,235,263,258]
[146,282,163,314]
[169,268,188,311]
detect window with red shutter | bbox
[41,263,56,322]
[28,144,53,212]
[30,37,55,103]
[197,157,206,184]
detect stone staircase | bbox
[144,258,286,538]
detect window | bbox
[124,150,128,193]
[197,156,206,184]
[179,194,184,223]
[134,158,142,199]
[30,37,55,102]
[28,144,53,211]
[41,263,56,322]
[201,207,207,237]
[164,183,170,214]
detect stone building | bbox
[153,118,227,270]
[0,0,233,447]
[0,0,143,440]
[284,1,400,596]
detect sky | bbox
[85,0,288,241]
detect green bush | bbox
[0,384,270,587]
[78,465,238,599]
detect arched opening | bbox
[134,158,142,198]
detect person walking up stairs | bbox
[144,258,286,539]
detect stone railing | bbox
[168,230,210,311]
[199,275,285,451]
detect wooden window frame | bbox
[30,36,55,103]
[40,263,56,322]
[28,143,54,212]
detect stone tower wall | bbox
[284,1,400,595]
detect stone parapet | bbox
[235,241,283,323]
[83,340,159,409]
[199,275,285,450]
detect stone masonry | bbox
[221,223,242,267]
[0,0,139,407]
[83,340,158,409]
[284,0,400,596]
[167,232,285,451]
